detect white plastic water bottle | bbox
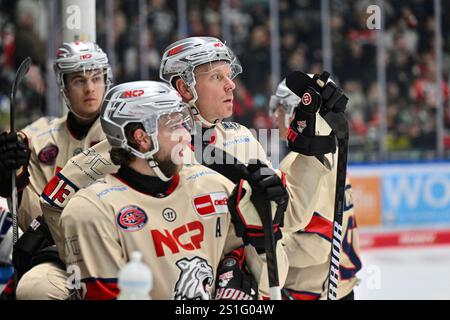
[117,251,153,300]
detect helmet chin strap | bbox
[188,86,220,128]
[147,158,172,182]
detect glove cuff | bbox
[287,124,336,156]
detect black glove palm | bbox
[285,71,349,156]
[215,247,258,300]
[0,132,30,170]
[0,132,31,197]
[228,160,288,249]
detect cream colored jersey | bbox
[280,151,362,299]
[18,115,105,231]
[60,164,287,300]
[41,138,117,247]
[41,121,331,249]
[185,121,332,233]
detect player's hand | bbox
[0,132,30,170]
[228,161,287,249]
[285,71,347,156]
[319,78,348,114]
[0,132,31,197]
[13,215,54,279]
[215,247,258,300]
[286,71,348,137]
[246,160,288,207]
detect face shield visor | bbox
[269,95,296,128]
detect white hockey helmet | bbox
[159,36,242,126]
[54,41,113,117]
[101,81,194,181]
[269,79,301,128]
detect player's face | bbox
[64,69,106,120]
[274,105,294,140]
[194,61,236,123]
[154,111,192,176]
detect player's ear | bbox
[175,78,193,101]
[133,128,151,152]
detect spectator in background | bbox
[344,80,367,139]
[147,0,176,52]
[188,7,206,36]
[387,32,417,94]
[3,0,450,161]
[13,2,45,69]
[240,25,271,95]
[412,58,449,110]
[231,78,254,126]
[0,37,12,132]
[227,0,253,56]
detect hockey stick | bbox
[285,70,349,300]
[8,57,31,292]
[250,186,282,300]
[324,111,348,300]
[200,146,282,300]
[9,57,31,246]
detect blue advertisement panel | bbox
[380,163,450,226]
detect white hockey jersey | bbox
[41,121,331,250]
[60,164,288,299]
[19,115,105,231]
[280,151,362,299]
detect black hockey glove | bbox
[215,246,258,300]
[228,160,287,250]
[319,75,349,114]
[285,71,349,156]
[0,132,30,197]
[0,132,30,170]
[13,215,55,280]
[247,160,289,209]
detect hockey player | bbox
[39,37,342,250]
[36,37,347,298]
[0,40,112,231]
[161,37,343,231]
[60,81,288,299]
[0,40,112,299]
[270,78,362,300]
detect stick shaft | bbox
[326,113,349,300]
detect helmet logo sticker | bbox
[168,45,184,57]
[122,89,145,98]
[80,53,92,60]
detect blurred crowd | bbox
[1,0,450,161]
